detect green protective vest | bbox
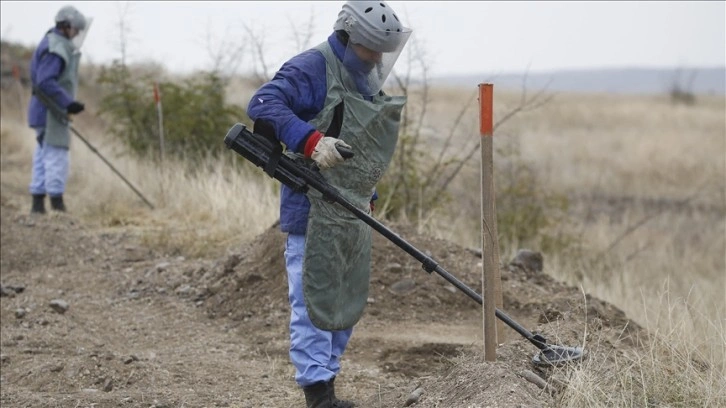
[44,32,80,148]
[302,41,406,331]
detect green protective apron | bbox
[301,42,406,331]
[44,32,80,148]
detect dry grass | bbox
[557,289,726,407]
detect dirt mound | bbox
[184,219,642,345]
[192,222,488,324]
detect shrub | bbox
[97,61,247,162]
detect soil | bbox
[1,172,643,407]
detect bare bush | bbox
[669,66,697,105]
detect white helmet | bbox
[334,1,412,95]
[55,5,87,31]
[334,1,410,53]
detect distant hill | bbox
[433,67,726,96]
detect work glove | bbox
[67,101,85,114]
[303,130,352,170]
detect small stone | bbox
[8,285,25,294]
[15,308,27,319]
[510,249,544,274]
[123,355,139,364]
[0,286,15,298]
[404,387,424,406]
[389,278,416,295]
[49,299,69,314]
[385,263,403,273]
[103,377,114,392]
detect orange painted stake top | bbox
[153,82,161,104]
[479,83,493,136]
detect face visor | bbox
[342,28,412,96]
[71,17,92,51]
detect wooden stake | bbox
[153,81,165,164]
[479,83,503,360]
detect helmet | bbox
[333,1,412,95]
[334,1,410,53]
[55,5,87,31]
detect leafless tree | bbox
[381,45,555,220]
[202,20,247,80]
[112,2,135,66]
[385,31,432,212]
[241,23,273,87]
[669,66,697,105]
[287,9,316,53]
[241,8,318,88]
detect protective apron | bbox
[43,31,80,148]
[302,42,405,331]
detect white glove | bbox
[311,137,352,170]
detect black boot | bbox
[50,195,66,212]
[31,194,46,214]
[303,381,335,408]
[329,377,356,408]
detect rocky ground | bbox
[1,166,642,408]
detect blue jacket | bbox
[247,33,377,234]
[27,28,74,129]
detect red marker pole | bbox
[153,81,165,164]
[479,83,504,361]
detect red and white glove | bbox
[304,130,352,170]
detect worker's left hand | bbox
[311,136,352,170]
[67,101,85,114]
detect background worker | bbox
[27,5,90,214]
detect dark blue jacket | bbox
[248,33,377,234]
[27,28,74,128]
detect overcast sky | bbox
[1,1,724,77]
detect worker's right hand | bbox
[67,101,85,114]
[304,130,352,170]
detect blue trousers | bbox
[285,233,353,387]
[28,128,69,196]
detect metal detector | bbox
[224,123,584,367]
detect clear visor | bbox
[342,29,412,96]
[71,17,93,50]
